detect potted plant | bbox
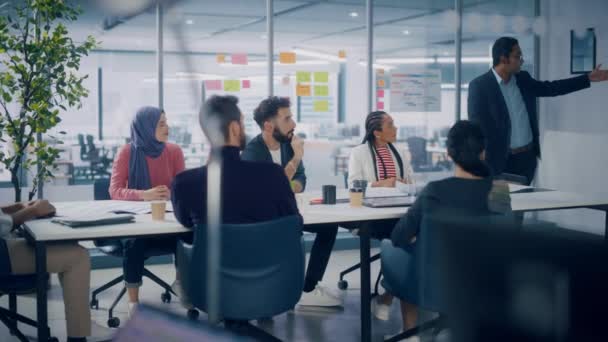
[0,0,97,202]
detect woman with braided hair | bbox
[347,111,415,321]
[347,111,413,188]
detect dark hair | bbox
[201,95,241,142]
[492,36,519,67]
[253,96,291,129]
[362,111,387,144]
[361,111,405,180]
[447,120,490,178]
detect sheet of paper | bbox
[314,85,329,97]
[54,201,174,217]
[314,71,329,83]
[205,80,222,90]
[364,187,406,198]
[231,53,248,65]
[224,80,241,92]
[313,100,329,112]
[296,84,311,96]
[296,71,311,83]
[279,52,296,64]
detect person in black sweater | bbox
[172,95,300,229]
[389,120,495,334]
[241,97,341,307]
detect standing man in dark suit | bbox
[468,36,608,184]
[242,96,341,307]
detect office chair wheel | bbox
[338,280,348,290]
[161,291,172,303]
[107,317,120,328]
[90,298,99,310]
[187,309,199,320]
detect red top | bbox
[375,145,396,180]
[109,143,185,201]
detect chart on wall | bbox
[387,68,441,112]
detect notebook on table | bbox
[51,214,135,228]
[363,196,415,208]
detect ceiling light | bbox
[402,30,410,35]
[358,61,395,71]
[349,11,359,18]
[185,19,194,25]
[292,48,346,62]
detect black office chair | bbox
[177,215,304,340]
[91,179,197,328]
[0,274,58,342]
[407,137,437,172]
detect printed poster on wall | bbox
[389,69,441,112]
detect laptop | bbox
[362,196,415,208]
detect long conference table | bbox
[23,185,608,342]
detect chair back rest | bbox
[94,178,111,200]
[178,215,305,320]
[92,179,116,250]
[417,211,516,312]
[407,136,428,166]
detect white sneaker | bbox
[172,279,194,309]
[298,285,343,307]
[127,302,137,318]
[372,297,391,321]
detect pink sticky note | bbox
[377,89,385,98]
[377,102,384,110]
[231,53,248,65]
[205,80,222,90]
[242,80,251,89]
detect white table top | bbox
[23,186,608,242]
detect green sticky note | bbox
[313,100,329,112]
[314,85,329,97]
[296,71,311,83]
[224,80,241,92]
[314,72,329,83]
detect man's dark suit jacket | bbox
[241,134,307,190]
[467,70,590,174]
[171,146,302,228]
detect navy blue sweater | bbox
[171,146,302,228]
[241,134,307,191]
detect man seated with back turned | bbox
[241,96,341,307]
[171,95,340,308]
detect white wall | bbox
[536,0,608,234]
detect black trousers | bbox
[123,237,176,287]
[504,149,538,186]
[303,224,338,292]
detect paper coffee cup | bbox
[151,201,166,221]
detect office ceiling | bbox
[3,0,537,57]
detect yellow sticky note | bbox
[216,54,226,64]
[314,72,329,83]
[296,84,311,97]
[279,52,297,64]
[313,100,329,112]
[296,71,311,83]
[314,85,329,97]
[224,80,241,92]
